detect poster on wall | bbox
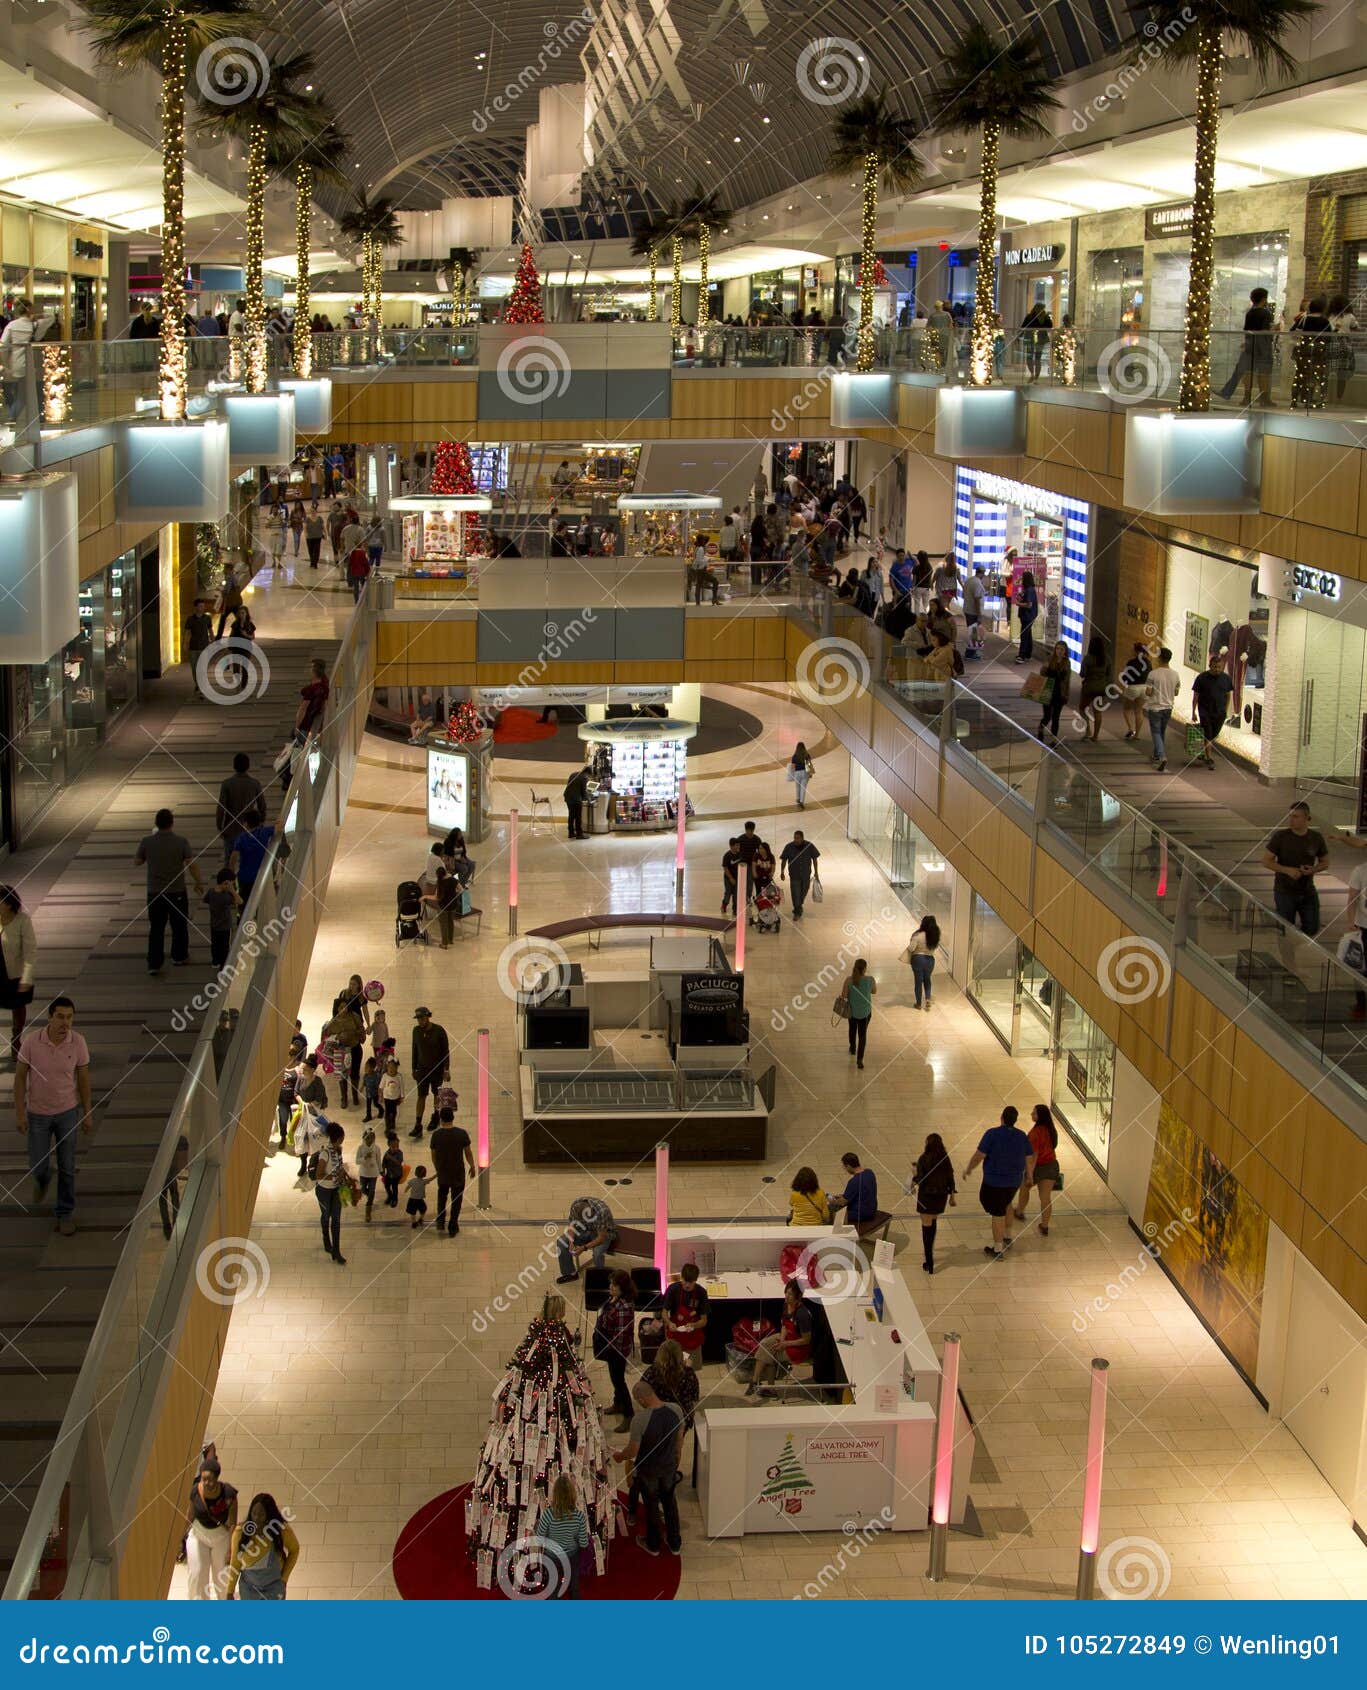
[743,1428,889,1532]
[1184,610,1210,672]
[1142,1101,1269,1378]
[426,742,470,835]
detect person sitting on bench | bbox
[555,1195,617,1283]
[827,1150,877,1229]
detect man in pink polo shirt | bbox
[15,995,92,1237]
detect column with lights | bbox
[293,162,313,378]
[244,124,268,392]
[697,223,711,326]
[670,234,684,332]
[647,247,659,321]
[159,12,189,418]
[970,119,1000,388]
[856,152,879,372]
[1178,23,1223,413]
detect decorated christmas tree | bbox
[855,257,888,289]
[759,1434,814,1513]
[506,243,544,324]
[429,440,483,557]
[447,699,486,743]
[468,1313,618,1592]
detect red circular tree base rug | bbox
[491,707,559,744]
[393,1483,681,1601]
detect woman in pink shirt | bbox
[15,995,92,1237]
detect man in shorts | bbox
[964,1106,1035,1258]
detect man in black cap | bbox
[409,1006,450,1139]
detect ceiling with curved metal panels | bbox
[260,0,1128,219]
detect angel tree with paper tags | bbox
[467,1306,619,1591]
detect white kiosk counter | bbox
[667,1226,974,1537]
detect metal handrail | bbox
[1,600,376,1601]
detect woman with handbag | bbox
[787,741,814,808]
[908,1133,956,1274]
[787,1165,829,1225]
[593,1270,636,1424]
[0,886,37,1062]
[1015,568,1039,662]
[842,957,876,1069]
[1036,643,1071,742]
[313,1122,352,1264]
[903,915,940,1012]
[183,1459,238,1598]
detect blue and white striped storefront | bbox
[952,466,1092,668]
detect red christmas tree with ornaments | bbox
[856,257,889,288]
[447,699,485,743]
[505,243,545,324]
[429,440,483,557]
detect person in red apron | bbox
[663,1263,709,1365]
[746,1280,813,1397]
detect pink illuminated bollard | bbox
[675,776,687,908]
[507,806,519,936]
[476,1027,491,1209]
[654,1142,670,1280]
[1076,1357,1110,1597]
[1157,836,1169,899]
[927,1332,961,1580]
[734,860,748,972]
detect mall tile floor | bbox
[172,672,1367,1603]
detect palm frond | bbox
[827,89,923,194]
[337,192,403,253]
[927,23,1061,139]
[630,214,672,257]
[77,0,261,73]
[1129,0,1318,80]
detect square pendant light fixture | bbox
[1123,411,1263,514]
[0,473,80,662]
[224,392,297,469]
[830,372,895,428]
[935,387,1027,458]
[115,418,230,524]
[275,377,333,435]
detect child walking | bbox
[203,869,240,969]
[361,1057,381,1122]
[369,1008,390,1062]
[381,1133,403,1208]
[380,1057,405,1133]
[405,1165,429,1228]
[355,1127,381,1222]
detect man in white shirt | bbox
[1143,647,1179,772]
[227,298,246,338]
[1,300,36,420]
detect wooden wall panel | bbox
[1260,434,1297,518]
[685,620,754,660]
[1294,440,1361,532]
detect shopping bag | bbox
[1020,672,1047,702]
[811,878,824,904]
[1184,722,1206,755]
[1336,931,1366,974]
[833,993,850,1019]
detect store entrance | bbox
[1280,607,1367,788]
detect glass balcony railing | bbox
[797,588,1367,1105]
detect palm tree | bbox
[827,91,923,372]
[449,245,482,324]
[288,109,349,378]
[1142,0,1317,410]
[77,0,259,418]
[337,193,403,349]
[630,215,672,323]
[679,191,730,327]
[195,51,317,392]
[928,26,1059,387]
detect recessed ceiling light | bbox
[762,116,770,124]
[733,135,741,143]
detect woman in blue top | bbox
[226,1494,299,1599]
[842,957,876,1069]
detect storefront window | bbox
[1166,544,1268,766]
[954,468,1092,666]
[847,762,955,938]
[31,269,66,336]
[969,895,1059,1053]
[11,657,66,841]
[1051,993,1115,1169]
[104,552,139,717]
[1150,230,1288,335]
[1273,603,1367,785]
[1088,247,1144,332]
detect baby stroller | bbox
[395,880,428,948]
[749,878,782,934]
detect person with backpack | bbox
[613,1378,684,1557]
[903,914,941,1012]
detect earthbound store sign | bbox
[1145,201,1195,239]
